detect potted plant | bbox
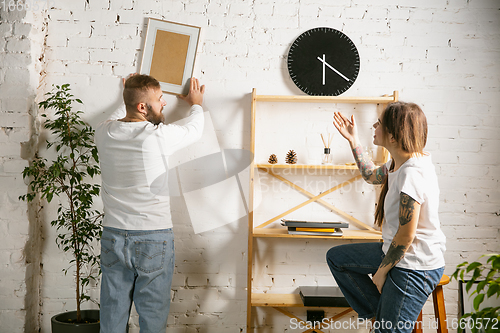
[451,253,500,333]
[20,84,102,332]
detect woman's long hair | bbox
[374,102,428,227]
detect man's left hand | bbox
[178,77,205,106]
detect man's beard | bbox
[146,104,164,125]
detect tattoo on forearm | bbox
[372,164,387,185]
[380,240,406,269]
[399,193,416,226]
[352,145,375,181]
[352,145,387,184]
[378,193,418,270]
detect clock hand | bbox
[322,54,325,85]
[316,56,351,82]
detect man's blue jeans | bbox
[100,227,175,333]
[326,242,444,333]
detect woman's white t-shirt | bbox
[382,153,446,270]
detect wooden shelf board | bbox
[253,228,382,240]
[251,293,304,307]
[251,293,353,309]
[256,163,358,170]
[254,94,396,104]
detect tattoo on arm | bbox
[352,145,376,181]
[379,193,419,269]
[352,145,387,184]
[372,164,388,185]
[380,240,406,269]
[399,192,417,226]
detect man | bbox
[95,74,205,332]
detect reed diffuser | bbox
[321,133,333,164]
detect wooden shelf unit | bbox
[247,89,398,331]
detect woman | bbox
[326,102,446,333]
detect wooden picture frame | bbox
[140,18,201,95]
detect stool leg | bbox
[432,285,448,333]
[413,311,423,333]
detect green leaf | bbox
[484,254,497,263]
[486,283,499,298]
[477,280,488,293]
[486,269,497,281]
[471,268,482,282]
[492,256,500,270]
[467,279,475,293]
[466,262,483,273]
[473,293,485,311]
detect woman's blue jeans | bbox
[100,227,175,333]
[326,242,444,333]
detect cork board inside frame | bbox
[140,18,201,95]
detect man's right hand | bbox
[122,73,138,87]
[178,77,205,106]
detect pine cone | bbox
[268,154,278,164]
[285,150,297,164]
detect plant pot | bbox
[51,309,100,333]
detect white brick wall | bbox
[0,2,45,332]
[1,0,499,332]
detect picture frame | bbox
[140,18,201,95]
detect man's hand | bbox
[178,77,205,106]
[122,73,138,87]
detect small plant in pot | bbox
[451,253,500,333]
[20,84,102,332]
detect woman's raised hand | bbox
[333,112,358,144]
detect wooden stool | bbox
[413,274,450,333]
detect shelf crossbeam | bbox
[250,292,356,332]
[255,169,371,230]
[271,306,354,333]
[259,169,377,231]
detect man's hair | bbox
[122,75,161,111]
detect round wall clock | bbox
[287,27,360,96]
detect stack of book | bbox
[281,219,349,236]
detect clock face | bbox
[287,27,360,96]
